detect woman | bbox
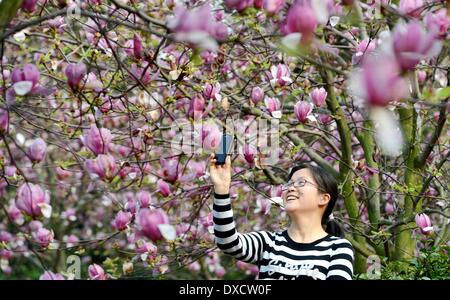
[209,153,354,280]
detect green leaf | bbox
[190,49,203,66]
[436,87,450,100]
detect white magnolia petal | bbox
[281,33,302,51]
[281,76,292,83]
[330,16,340,27]
[306,114,318,123]
[207,226,214,234]
[422,226,434,233]
[38,203,53,219]
[140,253,148,261]
[371,107,404,157]
[311,0,329,24]
[158,224,176,241]
[169,69,181,80]
[13,81,33,96]
[271,110,282,119]
[16,133,26,145]
[270,196,283,206]
[13,31,26,42]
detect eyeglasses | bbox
[281,178,324,192]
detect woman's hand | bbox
[209,153,231,194]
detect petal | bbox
[157,224,176,241]
[38,203,52,219]
[13,81,33,96]
[371,107,404,157]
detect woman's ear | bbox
[318,193,331,206]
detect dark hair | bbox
[287,163,343,237]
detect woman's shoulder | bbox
[325,235,354,250]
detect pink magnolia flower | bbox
[84,154,116,181]
[417,70,427,83]
[65,62,87,89]
[136,190,153,208]
[7,202,24,225]
[385,202,395,215]
[0,231,12,243]
[11,64,40,96]
[264,97,281,118]
[138,208,169,242]
[202,122,222,151]
[88,264,106,280]
[167,4,227,49]
[82,124,112,155]
[398,0,424,18]
[87,0,103,5]
[349,53,408,107]
[188,94,208,121]
[188,161,206,177]
[157,179,171,197]
[200,213,213,230]
[243,144,257,164]
[168,4,213,33]
[29,220,43,232]
[55,166,71,181]
[112,211,132,231]
[284,3,317,39]
[136,239,158,260]
[352,38,376,65]
[63,234,79,248]
[251,87,264,104]
[16,183,50,218]
[48,16,66,32]
[83,73,103,91]
[5,166,16,177]
[211,23,229,41]
[203,83,222,101]
[254,0,264,9]
[294,101,313,123]
[215,266,226,278]
[393,21,442,71]
[26,138,47,163]
[159,157,180,183]
[0,108,9,134]
[133,33,143,59]
[130,61,158,84]
[424,9,450,37]
[415,213,433,235]
[40,271,65,280]
[263,0,284,14]
[224,0,253,12]
[270,64,292,87]
[254,197,271,215]
[33,228,54,248]
[21,0,38,12]
[310,87,327,107]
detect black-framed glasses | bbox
[281,178,324,192]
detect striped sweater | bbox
[213,193,354,280]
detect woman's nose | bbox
[288,184,297,192]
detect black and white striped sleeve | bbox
[213,193,269,264]
[326,239,354,280]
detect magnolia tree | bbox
[0,0,448,280]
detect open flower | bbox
[415,213,433,235]
[270,64,292,87]
[392,21,442,71]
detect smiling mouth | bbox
[286,195,298,202]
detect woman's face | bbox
[282,168,325,215]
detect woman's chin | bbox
[284,202,300,213]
